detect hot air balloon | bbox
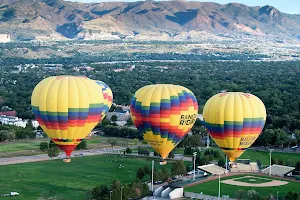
[203,92,266,162]
[130,84,198,164]
[95,80,113,119]
[31,76,105,162]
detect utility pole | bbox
[269,149,274,176]
[225,156,228,174]
[121,186,124,200]
[152,160,154,198]
[110,191,112,200]
[193,152,197,181]
[206,134,210,148]
[218,173,221,200]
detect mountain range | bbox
[0,0,300,41]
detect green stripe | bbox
[243,117,265,122]
[170,96,179,100]
[161,99,171,103]
[33,103,104,114]
[90,103,103,108]
[142,106,150,110]
[68,108,89,112]
[224,121,244,125]
[39,111,68,116]
[151,102,161,106]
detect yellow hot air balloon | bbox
[31,76,105,162]
[130,84,198,164]
[95,80,113,119]
[203,92,266,162]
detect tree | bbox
[295,130,300,145]
[285,191,300,200]
[133,138,139,145]
[114,106,124,112]
[49,140,57,148]
[184,147,192,155]
[256,159,262,169]
[143,165,150,175]
[206,155,214,162]
[258,129,276,147]
[137,147,150,156]
[90,184,109,200]
[180,135,203,148]
[235,189,246,200]
[76,139,87,150]
[168,151,175,158]
[108,138,118,148]
[277,158,284,165]
[153,151,160,157]
[15,129,35,139]
[48,147,60,158]
[126,117,134,126]
[286,159,295,167]
[39,142,49,152]
[136,167,145,180]
[109,104,116,112]
[153,170,159,182]
[111,115,118,122]
[218,158,225,167]
[0,130,15,141]
[26,119,34,130]
[161,168,169,181]
[171,160,186,175]
[295,161,300,171]
[101,117,111,126]
[274,128,289,147]
[126,147,132,154]
[196,155,206,166]
[247,189,260,200]
[191,126,207,138]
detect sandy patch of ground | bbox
[221,176,289,187]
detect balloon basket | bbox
[160,160,167,165]
[63,158,71,163]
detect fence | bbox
[184,191,236,200]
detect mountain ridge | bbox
[0,0,299,41]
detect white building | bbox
[0,34,11,43]
[0,115,27,127]
[0,115,39,128]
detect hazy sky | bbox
[68,0,300,14]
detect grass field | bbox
[0,154,178,200]
[185,174,300,198]
[240,149,300,166]
[209,147,300,166]
[235,176,272,184]
[0,136,133,154]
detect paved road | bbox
[0,147,192,166]
[249,147,300,154]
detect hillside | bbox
[0,0,299,41]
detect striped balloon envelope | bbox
[130,84,198,163]
[203,92,266,162]
[31,76,105,162]
[95,80,113,119]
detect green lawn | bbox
[0,136,137,155]
[185,174,300,198]
[208,147,300,166]
[235,176,272,184]
[0,140,44,152]
[240,149,300,166]
[0,154,176,200]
